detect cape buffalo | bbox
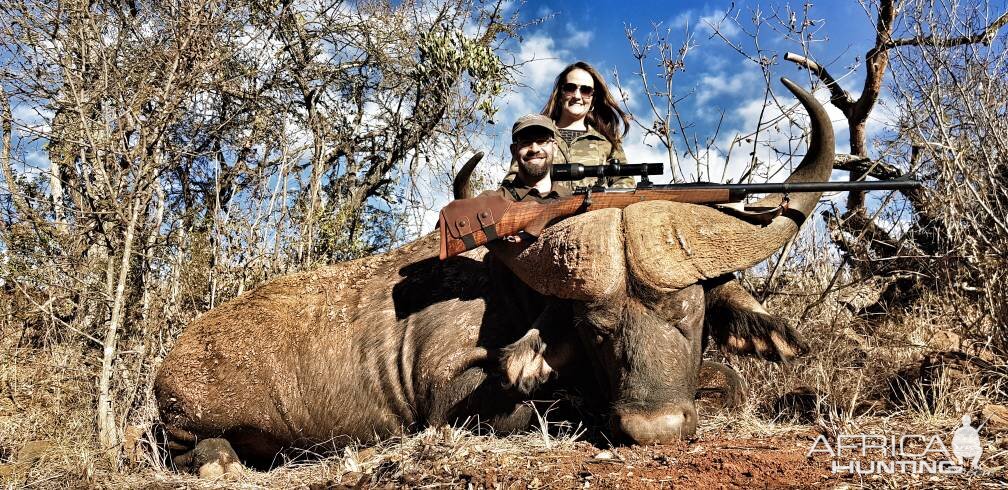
[155,77,831,476]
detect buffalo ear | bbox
[703,276,809,363]
[705,307,809,363]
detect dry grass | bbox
[88,424,585,488]
[0,341,105,488]
[2,245,1006,488]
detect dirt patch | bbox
[602,438,832,489]
[327,435,835,489]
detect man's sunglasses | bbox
[562,82,594,97]
[514,136,555,148]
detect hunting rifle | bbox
[438,162,921,260]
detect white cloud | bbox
[618,81,853,185]
[695,69,762,105]
[700,54,729,72]
[564,23,594,48]
[21,150,50,177]
[516,35,567,90]
[733,85,851,147]
[11,102,52,134]
[698,10,740,37]
[611,73,642,112]
[499,90,539,121]
[622,136,677,181]
[722,83,860,183]
[866,93,900,139]
[536,6,555,19]
[669,10,694,30]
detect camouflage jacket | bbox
[503,124,634,190]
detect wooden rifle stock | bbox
[438,188,734,260]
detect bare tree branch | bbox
[783,52,855,113]
[834,153,904,180]
[885,11,1008,48]
[0,87,34,222]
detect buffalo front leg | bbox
[440,366,537,433]
[173,438,244,479]
[498,328,554,394]
[497,301,578,394]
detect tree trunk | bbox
[97,198,142,465]
[845,120,869,214]
[1,87,33,222]
[141,182,165,320]
[302,131,326,266]
[49,156,67,234]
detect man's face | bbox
[512,127,556,183]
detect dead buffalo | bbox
[155,77,831,476]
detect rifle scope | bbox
[552,162,664,181]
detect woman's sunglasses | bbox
[562,82,594,97]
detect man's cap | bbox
[512,114,557,141]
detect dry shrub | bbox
[725,224,1006,443]
[0,338,101,487]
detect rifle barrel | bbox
[578,179,922,199]
[704,180,921,193]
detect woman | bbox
[504,61,635,189]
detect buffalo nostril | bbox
[616,404,698,444]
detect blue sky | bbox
[413,1,907,231]
[437,0,924,264]
[481,1,891,184]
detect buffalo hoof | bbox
[175,438,244,479]
[696,360,749,410]
[615,402,698,444]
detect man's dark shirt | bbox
[493,176,573,202]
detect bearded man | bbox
[496,114,571,203]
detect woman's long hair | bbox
[541,61,630,145]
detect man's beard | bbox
[519,153,552,182]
